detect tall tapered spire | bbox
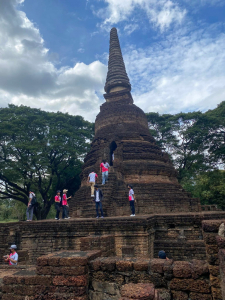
[104,28,131,94]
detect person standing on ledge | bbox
[100,160,110,185]
[87,171,98,197]
[26,191,35,221]
[55,190,61,220]
[128,184,136,217]
[62,189,71,219]
[3,245,18,265]
[94,185,104,219]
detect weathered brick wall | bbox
[1,251,212,300]
[80,235,115,257]
[1,212,225,266]
[202,219,225,300]
[1,250,101,300]
[89,257,211,300]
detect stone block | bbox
[149,259,165,274]
[163,260,173,273]
[206,245,219,255]
[170,278,210,293]
[173,261,192,278]
[191,260,209,279]
[216,236,225,249]
[92,281,120,296]
[209,265,219,276]
[90,259,101,271]
[24,275,52,286]
[210,274,220,288]
[189,292,212,300]
[36,256,48,266]
[116,260,133,272]
[52,275,88,287]
[156,288,171,300]
[120,283,155,299]
[211,287,222,300]
[171,290,188,300]
[101,258,117,271]
[133,260,149,271]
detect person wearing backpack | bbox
[26,191,36,221]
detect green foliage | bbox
[146,101,225,181]
[0,105,94,219]
[146,101,225,209]
[183,170,225,209]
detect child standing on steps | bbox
[128,184,136,217]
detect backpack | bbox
[31,195,37,206]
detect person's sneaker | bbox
[67,217,71,219]
[101,216,104,218]
[55,218,58,220]
[64,218,68,219]
[91,195,94,197]
[133,214,135,216]
[130,214,134,216]
[96,216,99,219]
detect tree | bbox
[146,111,209,182]
[182,170,225,209]
[0,105,94,219]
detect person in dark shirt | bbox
[94,185,104,219]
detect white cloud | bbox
[124,24,139,35]
[0,0,107,121]
[95,0,186,31]
[124,27,225,114]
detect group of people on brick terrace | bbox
[86,159,136,219]
[26,159,137,221]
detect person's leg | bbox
[130,201,133,215]
[90,182,95,195]
[29,206,34,221]
[102,172,105,184]
[26,207,30,220]
[132,201,135,215]
[62,206,65,219]
[64,205,68,218]
[99,202,104,217]
[55,203,59,219]
[96,202,99,217]
[105,171,108,182]
[67,205,69,217]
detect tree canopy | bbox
[0,105,94,219]
[146,101,225,182]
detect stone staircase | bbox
[71,170,118,218]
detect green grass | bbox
[0,219,19,223]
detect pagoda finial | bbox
[104,28,131,94]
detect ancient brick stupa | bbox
[71,28,201,218]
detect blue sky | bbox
[0,0,225,120]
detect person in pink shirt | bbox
[55,190,61,220]
[62,189,71,219]
[100,160,110,185]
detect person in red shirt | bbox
[62,189,71,219]
[55,190,61,220]
[100,160,110,185]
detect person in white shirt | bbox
[3,245,18,265]
[26,191,35,221]
[128,184,136,216]
[87,171,98,197]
